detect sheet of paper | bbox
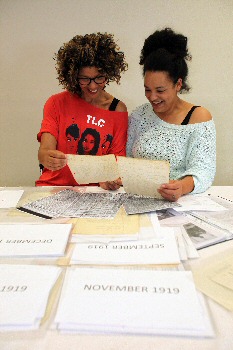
[182,216,229,249]
[62,192,125,218]
[192,248,233,311]
[175,194,227,212]
[138,213,155,239]
[123,195,180,215]
[67,154,119,184]
[53,267,214,337]
[17,189,73,218]
[0,189,24,208]
[70,207,139,235]
[117,156,169,198]
[180,227,199,259]
[211,264,233,291]
[18,188,181,219]
[175,228,187,261]
[157,207,231,250]
[70,234,180,265]
[0,224,72,258]
[157,208,189,226]
[18,189,125,219]
[190,208,233,235]
[0,265,61,330]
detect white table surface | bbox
[0,186,233,350]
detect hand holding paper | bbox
[67,154,169,198]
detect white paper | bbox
[0,265,61,330]
[53,267,214,337]
[175,228,188,261]
[0,190,24,208]
[0,224,72,257]
[175,194,227,212]
[70,235,180,265]
[180,227,199,259]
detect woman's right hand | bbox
[38,133,67,171]
[41,150,67,171]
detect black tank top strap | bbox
[181,106,201,125]
[109,97,120,111]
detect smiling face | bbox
[144,71,182,117]
[78,66,107,101]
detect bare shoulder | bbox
[190,106,212,123]
[115,100,127,112]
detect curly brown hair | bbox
[54,32,128,95]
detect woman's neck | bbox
[156,98,192,124]
[81,91,111,110]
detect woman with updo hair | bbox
[127,28,216,201]
[37,32,128,190]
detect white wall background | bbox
[0,0,232,186]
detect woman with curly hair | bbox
[36,32,128,189]
[127,28,216,201]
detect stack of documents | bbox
[0,264,61,330]
[70,234,180,266]
[0,224,72,258]
[53,267,214,337]
[17,189,180,219]
[17,190,126,219]
[154,193,233,250]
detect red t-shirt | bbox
[36,91,128,186]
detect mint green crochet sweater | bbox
[127,103,216,194]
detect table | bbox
[0,186,233,350]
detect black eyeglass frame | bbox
[77,76,107,86]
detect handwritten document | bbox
[67,155,169,198]
[53,267,214,337]
[70,207,139,235]
[67,154,119,184]
[117,156,169,198]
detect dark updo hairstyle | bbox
[140,28,191,93]
[55,32,128,95]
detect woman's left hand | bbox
[99,178,122,191]
[157,180,183,202]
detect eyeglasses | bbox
[77,76,107,86]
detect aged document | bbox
[192,248,233,311]
[70,207,139,235]
[67,154,170,198]
[67,154,119,184]
[117,156,169,198]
